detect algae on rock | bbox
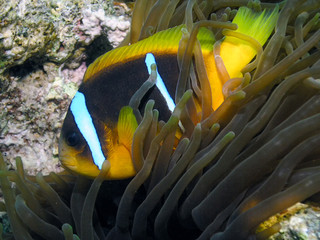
[0,0,131,175]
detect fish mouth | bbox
[59,150,101,178]
[58,137,101,178]
[58,144,79,170]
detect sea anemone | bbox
[1,0,320,239]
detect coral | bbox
[0,65,69,175]
[0,0,131,74]
[257,203,320,240]
[0,0,131,175]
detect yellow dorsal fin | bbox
[117,106,138,152]
[232,5,279,46]
[203,5,279,110]
[219,5,279,79]
[84,25,215,81]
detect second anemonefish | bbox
[59,6,279,179]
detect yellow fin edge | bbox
[84,25,215,81]
[233,5,280,46]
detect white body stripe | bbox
[70,91,105,169]
[145,53,176,112]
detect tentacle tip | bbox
[146,99,155,108]
[227,131,236,139]
[62,223,73,235]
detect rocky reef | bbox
[0,0,131,175]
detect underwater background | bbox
[0,0,131,175]
[1,0,320,239]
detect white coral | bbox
[78,7,130,47]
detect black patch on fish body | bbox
[79,53,179,124]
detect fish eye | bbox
[66,132,80,146]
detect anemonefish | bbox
[59,6,279,179]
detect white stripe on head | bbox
[70,91,105,169]
[145,53,176,112]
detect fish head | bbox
[59,92,137,179]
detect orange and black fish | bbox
[59,6,279,179]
